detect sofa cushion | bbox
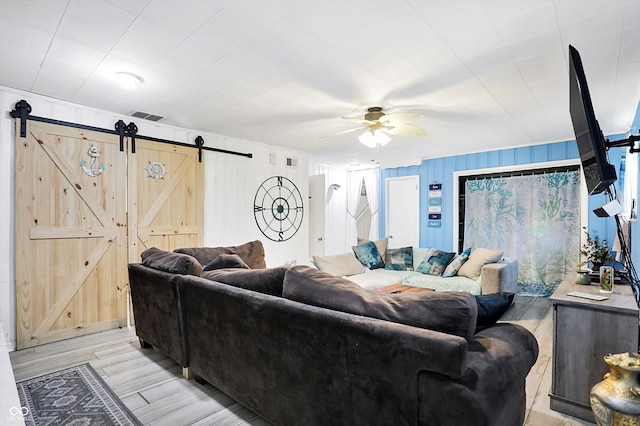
[442,247,472,278]
[357,237,389,261]
[384,247,413,271]
[175,240,266,269]
[141,247,203,276]
[475,292,515,331]
[283,266,478,340]
[201,266,288,297]
[457,248,504,281]
[416,250,456,276]
[312,252,366,276]
[352,241,385,269]
[203,254,250,271]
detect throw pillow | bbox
[203,254,250,271]
[357,237,389,262]
[283,266,478,341]
[175,240,266,269]
[312,252,366,276]
[201,266,289,297]
[416,250,456,276]
[475,292,515,331]
[457,248,504,281]
[141,247,203,276]
[384,247,413,271]
[352,241,385,269]
[412,247,436,270]
[442,247,472,278]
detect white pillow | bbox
[312,253,367,276]
[457,248,503,281]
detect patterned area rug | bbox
[16,363,141,426]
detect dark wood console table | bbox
[549,276,639,422]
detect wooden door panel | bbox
[129,138,203,262]
[15,121,127,349]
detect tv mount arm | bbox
[605,134,640,153]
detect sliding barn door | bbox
[128,138,204,262]
[15,121,127,349]
[15,122,204,349]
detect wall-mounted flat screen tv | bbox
[568,45,617,195]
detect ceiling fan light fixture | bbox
[114,71,144,89]
[359,129,391,148]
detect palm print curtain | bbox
[463,169,581,296]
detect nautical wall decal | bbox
[145,161,166,181]
[80,145,105,177]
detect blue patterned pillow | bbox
[416,250,456,276]
[352,241,385,269]
[384,247,413,271]
[442,247,472,277]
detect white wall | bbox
[0,86,308,349]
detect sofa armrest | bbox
[418,323,539,425]
[479,258,518,294]
[128,264,188,367]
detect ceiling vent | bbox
[131,111,164,122]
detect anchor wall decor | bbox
[80,145,105,177]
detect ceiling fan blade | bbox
[382,123,426,136]
[340,116,377,125]
[320,126,367,139]
[382,112,423,123]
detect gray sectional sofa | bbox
[128,242,539,426]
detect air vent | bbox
[131,111,164,122]
[285,157,298,168]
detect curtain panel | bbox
[463,170,581,296]
[346,171,364,248]
[362,169,380,240]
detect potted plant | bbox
[577,227,614,271]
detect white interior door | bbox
[308,174,326,257]
[386,176,419,248]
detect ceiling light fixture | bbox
[114,71,144,89]
[358,129,391,148]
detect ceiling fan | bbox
[323,106,426,147]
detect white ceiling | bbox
[1,0,639,169]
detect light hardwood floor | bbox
[9,296,594,426]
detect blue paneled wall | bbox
[380,134,629,254]
[631,103,640,264]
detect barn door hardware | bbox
[195,136,204,162]
[115,120,126,152]
[193,135,253,161]
[11,100,253,159]
[114,120,138,152]
[127,122,138,153]
[12,100,119,139]
[10,100,31,137]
